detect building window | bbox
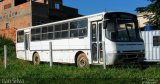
[15,0,30,6]
[55,2,60,10]
[36,20,45,25]
[153,36,160,46]
[6,23,9,29]
[0,15,2,20]
[4,3,11,9]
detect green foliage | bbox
[0,36,15,60]
[1,58,160,83]
[136,0,160,27]
[0,36,14,47]
[0,38,160,83]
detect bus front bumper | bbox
[114,53,145,64]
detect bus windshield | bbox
[105,13,142,42]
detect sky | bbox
[63,0,150,15]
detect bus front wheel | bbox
[33,53,40,65]
[76,53,89,68]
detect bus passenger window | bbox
[70,21,78,29]
[55,24,61,31]
[62,23,68,30]
[55,24,62,39]
[79,29,87,37]
[17,31,24,43]
[78,19,87,28]
[48,26,54,40]
[70,19,88,38]
[48,33,53,39]
[31,35,36,41]
[31,29,36,34]
[78,19,87,37]
[36,28,41,34]
[62,31,68,38]
[31,28,41,41]
[55,32,61,39]
[70,21,78,38]
[70,30,78,37]
[35,35,41,41]
[48,26,54,32]
[62,23,69,38]
[42,27,48,40]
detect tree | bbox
[136,0,160,27]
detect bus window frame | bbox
[30,18,88,42]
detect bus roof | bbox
[17,12,106,31]
[16,11,136,31]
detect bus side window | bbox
[62,23,69,38]
[48,25,54,40]
[70,19,88,38]
[55,24,62,39]
[42,26,48,40]
[70,21,78,38]
[17,30,24,43]
[78,19,87,37]
[31,28,41,41]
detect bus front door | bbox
[24,33,29,60]
[91,21,103,64]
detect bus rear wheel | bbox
[33,53,40,65]
[76,53,89,68]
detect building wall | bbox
[0,0,80,42]
[31,1,61,26]
[0,0,32,42]
[137,12,153,28]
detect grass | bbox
[0,38,160,83]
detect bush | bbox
[0,36,15,47]
[0,36,15,63]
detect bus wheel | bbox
[77,53,89,68]
[33,53,40,65]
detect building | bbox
[137,12,153,28]
[0,0,81,42]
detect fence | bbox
[4,45,7,69]
[2,43,107,69]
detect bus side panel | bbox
[29,39,91,64]
[68,37,91,64]
[29,41,42,61]
[16,43,25,60]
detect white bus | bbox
[16,12,145,67]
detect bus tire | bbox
[33,53,40,65]
[76,53,89,68]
